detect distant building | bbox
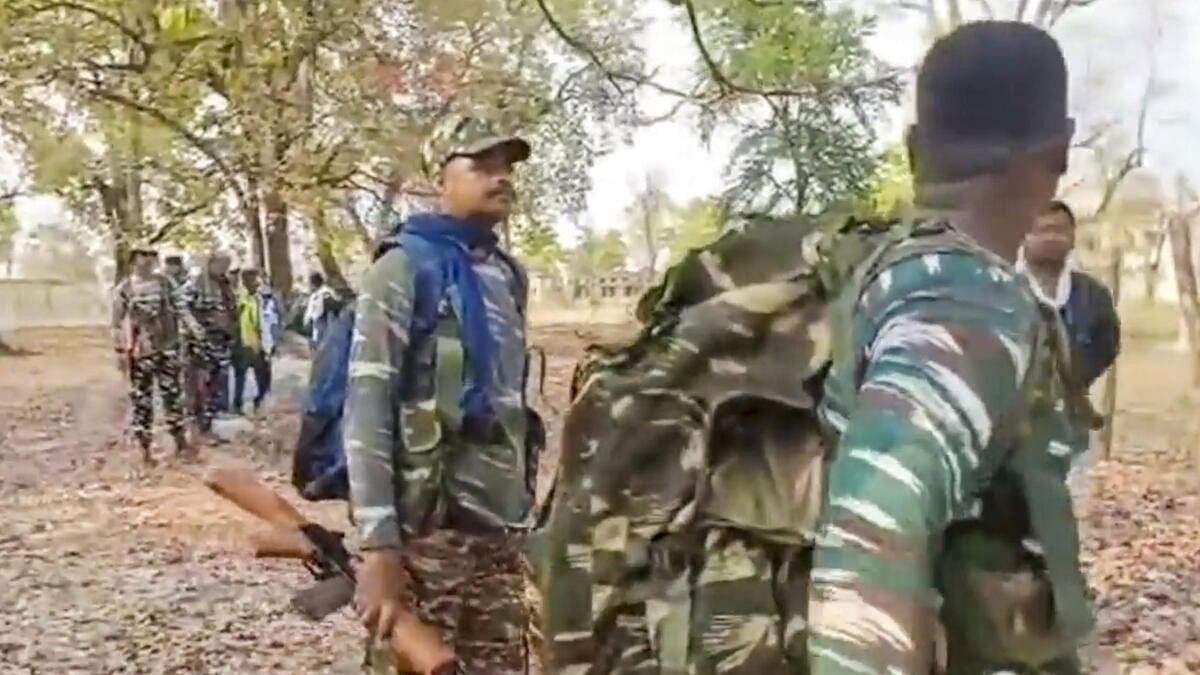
[572,270,652,304]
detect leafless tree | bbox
[623,168,675,280]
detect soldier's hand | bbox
[355,548,410,642]
[116,351,129,374]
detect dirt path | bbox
[1,326,1197,674]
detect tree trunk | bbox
[310,207,351,293]
[641,216,656,279]
[96,174,133,281]
[243,174,265,271]
[263,187,293,297]
[1168,213,1200,386]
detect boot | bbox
[173,431,197,462]
[136,433,156,467]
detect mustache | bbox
[487,183,514,198]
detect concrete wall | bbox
[0,279,109,332]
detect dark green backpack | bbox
[534,213,1093,674]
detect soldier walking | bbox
[808,22,1089,675]
[111,244,195,464]
[344,116,541,674]
[183,250,238,440]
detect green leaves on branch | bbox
[681,0,902,217]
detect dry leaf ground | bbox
[0,326,1195,674]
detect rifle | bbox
[203,467,458,675]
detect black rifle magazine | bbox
[291,575,355,620]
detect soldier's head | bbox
[907,21,1073,238]
[1023,200,1077,266]
[423,116,530,226]
[308,271,325,290]
[240,266,261,290]
[130,245,157,275]
[163,255,185,278]
[206,251,231,277]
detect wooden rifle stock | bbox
[203,466,309,529]
[202,466,457,674]
[248,526,316,560]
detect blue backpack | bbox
[291,226,529,502]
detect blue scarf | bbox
[400,213,499,430]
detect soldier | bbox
[183,250,238,440]
[162,254,188,287]
[808,22,1087,675]
[111,244,195,463]
[344,116,540,674]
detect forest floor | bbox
[0,325,1198,674]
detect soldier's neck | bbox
[1026,258,1067,295]
[438,202,499,230]
[914,180,1033,264]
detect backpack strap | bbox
[494,248,529,318]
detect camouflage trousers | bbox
[188,332,231,432]
[363,530,534,675]
[128,349,184,447]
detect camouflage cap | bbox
[421,115,531,177]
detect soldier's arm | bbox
[343,248,415,550]
[809,253,1039,675]
[170,277,204,339]
[111,280,129,351]
[1082,274,1120,385]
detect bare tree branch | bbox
[79,84,247,206]
[680,0,890,100]
[530,0,629,96]
[0,186,25,205]
[25,2,151,55]
[1089,69,1156,219]
[145,200,213,244]
[340,198,375,251]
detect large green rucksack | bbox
[532,214,1094,674]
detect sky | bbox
[6,0,1199,247]
[580,0,1200,239]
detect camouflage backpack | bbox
[532,214,1094,674]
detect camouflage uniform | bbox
[111,272,192,448]
[182,269,237,432]
[345,117,539,674]
[810,229,1091,675]
[536,214,1092,675]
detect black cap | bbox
[912,21,1071,180]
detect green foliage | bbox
[668,198,724,264]
[513,217,566,274]
[687,0,901,217]
[0,0,646,273]
[570,224,628,280]
[0,204,19,274]
[594,230,628,272]
[859,144,914,218]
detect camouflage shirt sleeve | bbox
[809,252,1040,675]
[170,277,203,339]
[343,248,415,550]
[111,280,129,351]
